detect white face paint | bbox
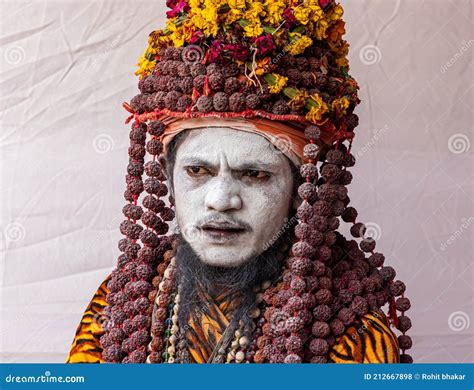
[171,127,296,267]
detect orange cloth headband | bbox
[158,116,307,167]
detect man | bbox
[67,0,413,364]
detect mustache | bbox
[196,214,253,231]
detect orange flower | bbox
[328,20,345,44]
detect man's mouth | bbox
[199,222,247,242]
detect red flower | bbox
[282,7,297,27]
[319,0,332,8]
[224,43,250,61]
[254,34,276,57]
[166,1,189,18]
[189,30,204,44]
[208,41,224,63]
[166,0,180,8]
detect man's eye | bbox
[244,170,270,179]
[185,166,210,176]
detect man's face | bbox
[171,127,296,267]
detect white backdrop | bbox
[0,0,472,363]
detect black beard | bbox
[175,227,293,330]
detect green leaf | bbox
[263,26,276,34]
[292,26,306,34]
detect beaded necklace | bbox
[147,255,272,363]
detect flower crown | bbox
[126,0,360,145]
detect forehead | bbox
[175,127,288,167]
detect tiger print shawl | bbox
[67,274,399,363]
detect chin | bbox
[195,247,254,268]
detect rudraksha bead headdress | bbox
[101,0,414,364]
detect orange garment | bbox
[184,285,239,363]
[67,274,400,363]
[159,116,307,167]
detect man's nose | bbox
[204,177,242,212]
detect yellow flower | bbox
[189,0,201,9]
[294,2,323,26]
[166,17,178,33]
[158,34,172,47]
[244,22,264,37]
[188,0,225,37]
[226,8,244,24]
[201,3,218,19]
[310,3,323,21]
[306,94,328,123]
[335,56,349,69]
[286,35,313,55]
[228,0,246,9]
[288,90,309,110]
[147,30,161,46]
[314,19,329,40]
[293,6,312,25]
[245,2,266,20]
[264,0,286,25]
[201,6,219,36]
[267,73,288,94]
[135,53,156,78]
[170,22,194,47]
[332,97,350,117]
[190,14,207,30]
[328,4,344,22]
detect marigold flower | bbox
[314,19,329,40]
[329,4,344,22]
[135,54,157,78]
[331,97,350,117]
[228,0,246,9]
[245,2,266,20]
[244,22,264,38]
[286,35,313,55]
[266,73,288,94]
[293,6,312,25]
[264,0,286,25]
[306,93,328,122]
[288,91,309,110]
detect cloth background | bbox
[0,0,472,363]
